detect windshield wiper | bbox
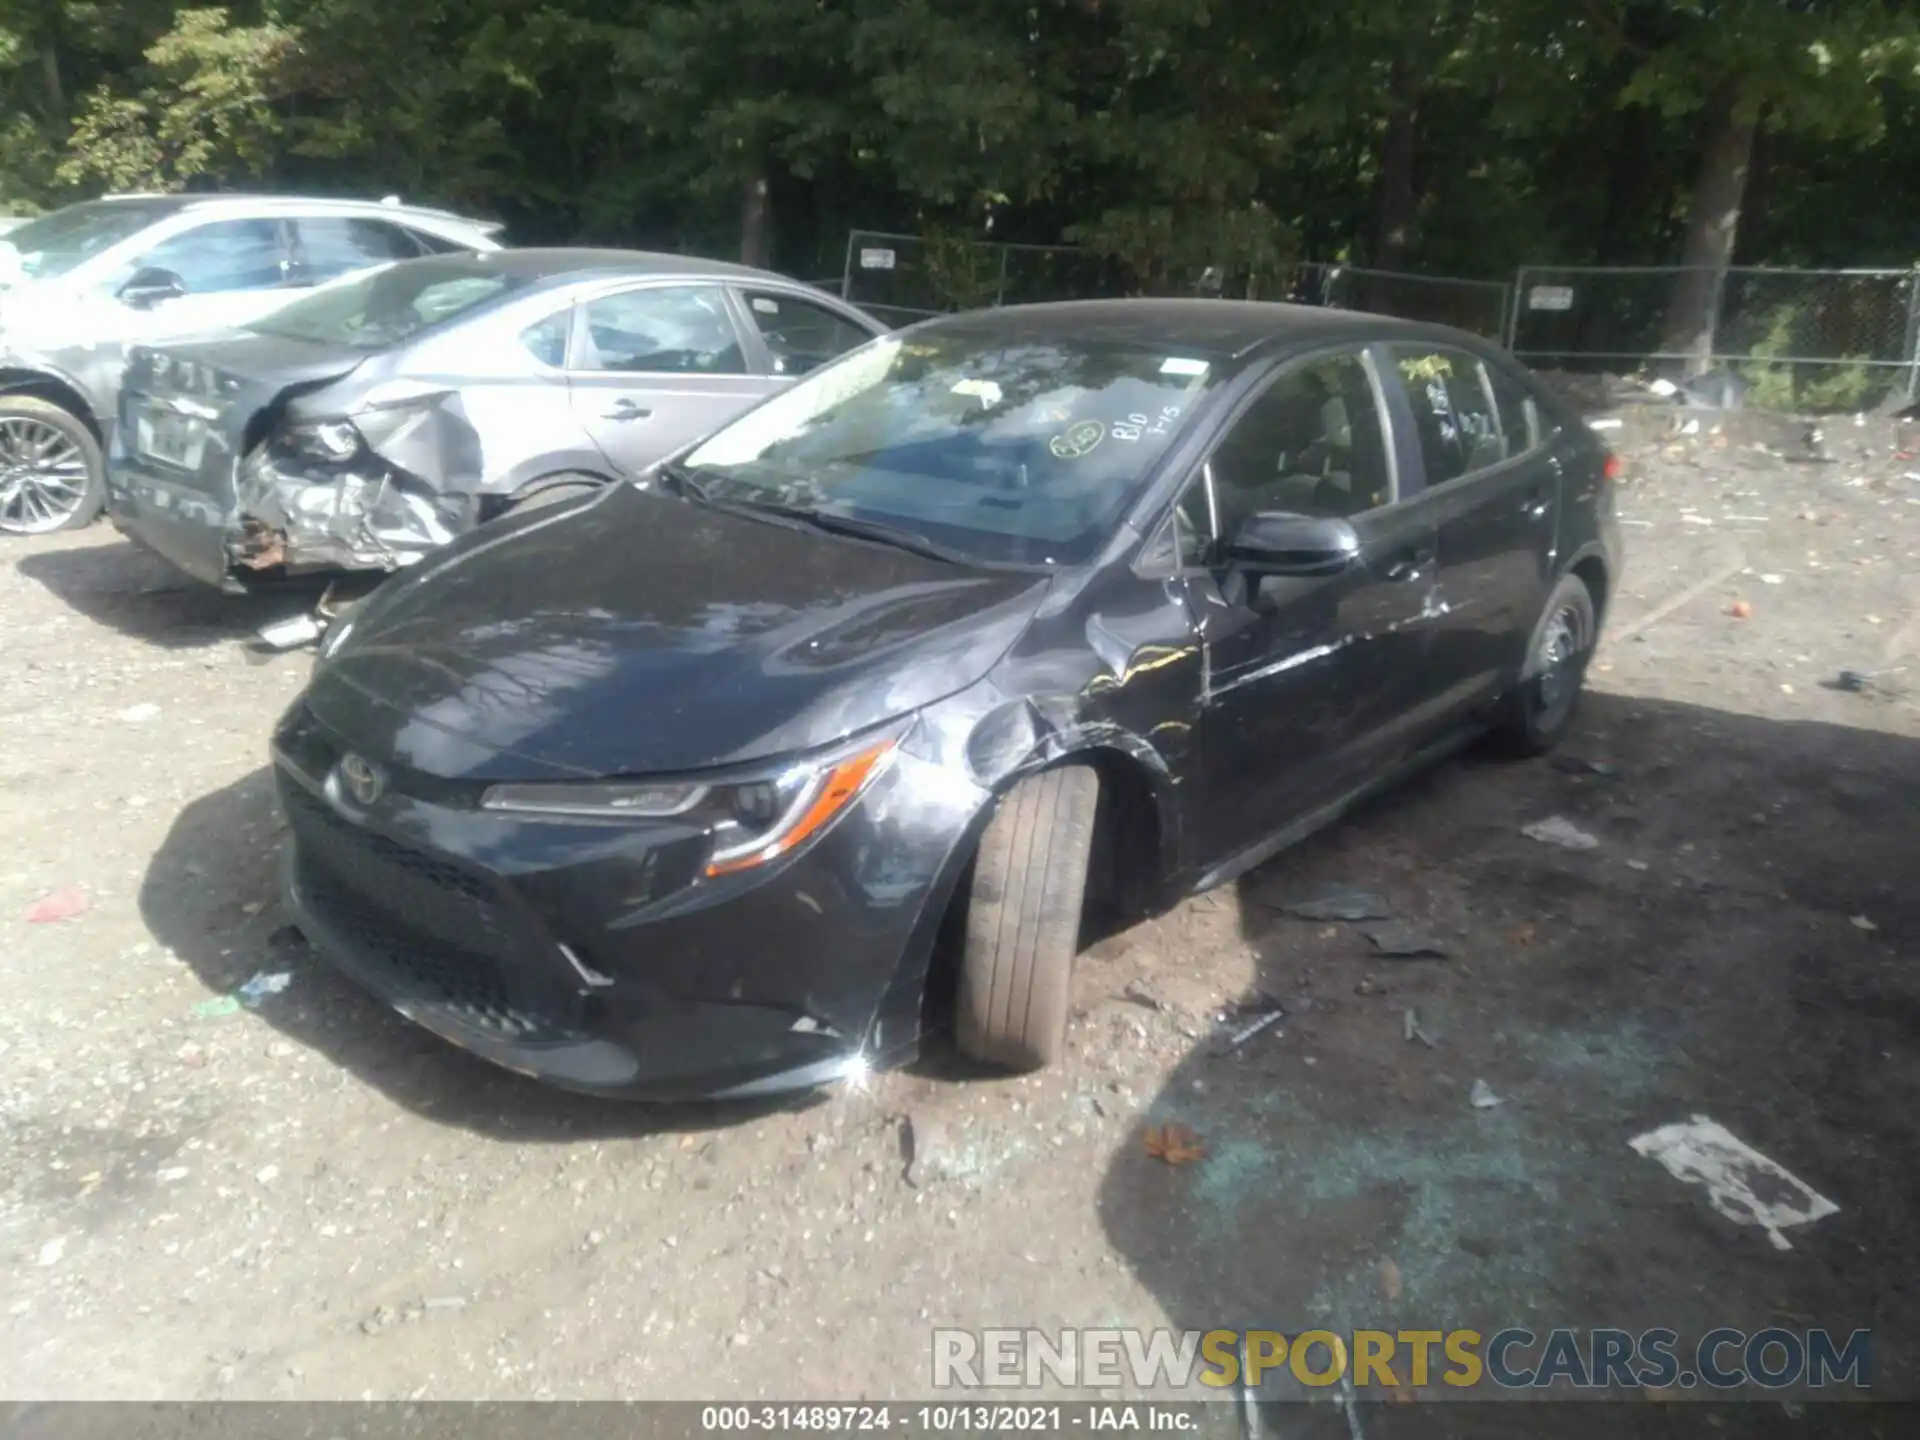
[652,460,714,503]
[735,499,968,565]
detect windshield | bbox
[0,199,182,281]
[677,329,1221,566]
[250,256,525,349]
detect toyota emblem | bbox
[337,753,386,807]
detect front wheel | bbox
[1490,572,1596,756]
[955,766,1100,1071]
[0,397,105,535]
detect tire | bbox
[503,473,602,517]
[0,396,105,536]
[955,766,1100,1071]
[1490,572,1597,756]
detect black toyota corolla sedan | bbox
[272,300,1621,1099]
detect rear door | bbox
[564,283,771,475]
[284,215,426,289]
[1380,343,1559,718]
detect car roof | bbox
[440,247,828,289]
[93,192,496,230]
[911,298,1469,362]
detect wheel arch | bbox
[0,369,104,444]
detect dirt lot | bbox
[2,404,1916,1424]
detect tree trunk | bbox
[40,38,64,118]
[1659,79,1759,375]
[740,170,773,270]
[1365,60,1419,313]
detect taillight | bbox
[1602,452,1623,482]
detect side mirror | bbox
[119,267,187,309]
[1224,511,1360,577]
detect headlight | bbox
[280,419,363,464]
[478,730,902,877]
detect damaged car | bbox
[106,247,886,589]
[272,300,1621,1100]
[0,192,502,535]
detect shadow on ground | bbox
[137,765,822,1142]
[1096,690,1918,1433]
[16,539,340,648]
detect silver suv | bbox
[0,193,503,535]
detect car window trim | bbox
[1133,340,1402,578]
[564,278,757,379]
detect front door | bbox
[1186,347,1442,867]
[565,283,773,476]
[1381,344,1559,720]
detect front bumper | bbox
[271,706,983,1100]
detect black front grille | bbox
[281,779,519,956]
[277,773,573,1041]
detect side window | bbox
[1390,345,1504,485]
[291,217,421,284]
[1484,361,1541,458]
[520,309,570,367]
[574,286,745,374]
[404,228,476,256]
[1206,351,1393,540]
[134,219,287,295]
[739,290,873,376]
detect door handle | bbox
[604,399,652,421]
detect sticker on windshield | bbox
[751,297,780,314]
[1160,357,1210,377]
[1049,420,1106,459]
[951,378,1004,409]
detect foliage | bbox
[0,0,1912,301]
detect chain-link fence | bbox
[837,230,1509,338]
[1510,264,1920,406]
[1281,263,1510,339]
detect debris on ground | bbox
[253,613,325,653]
[118,703,161,724]
[1849,915,1879,933]
[1122,978,1165,1011]
[1523,816,1600,851]
[1830,666,1906,695]
[192,996,243,1019]
[902,1113,950,1188]
[1208,1006,1285,1056]
[1469,1079,1504,1109]
[1360,923,1449,959]
[24,886,88,924]
[1142,1123,1207,1166]
[1377,1256,1404,1302]
[1264,886,1393,923]
[1629,1116,1839,1251]
[1549,755,1620,779]
[1728,600,1754,619]
[237,971,293,1006]
[1403,1009,1435,1048]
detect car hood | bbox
[304,484,1049,780]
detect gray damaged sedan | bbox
[107,248,886,589]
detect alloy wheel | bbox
[1533,599,1591,730]
[0,417,92,535]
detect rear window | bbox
[250,256,530,350]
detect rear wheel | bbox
[1490,572,1596,755]
[0,397,104,535]
[503,473,602,517]
[955,766,1100,1071]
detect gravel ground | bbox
[2,405,1915,1419]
